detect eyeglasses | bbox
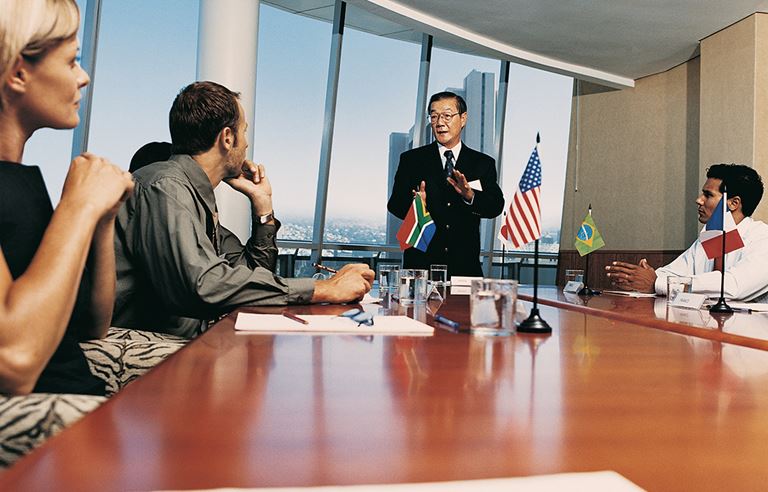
[339,308,375,327]
[428,112,461,124]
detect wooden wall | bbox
[557,250,684,289]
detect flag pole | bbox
[710,189,732,313]
[577,253,599,296]
[516,132,551,333]
[501,243,506,279]
[578,204,601,296]
[518,238,552,333]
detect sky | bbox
[22,0,572,243]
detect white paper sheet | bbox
[156,470,644,492]
[360,293,382,304]
[235,313,433,336]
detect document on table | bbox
[360,293,382,304]
[603,290,657,298]
[235,313,433,336]
[159,470,643,491]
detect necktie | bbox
[714,255,723,273]
[444,150,455,179]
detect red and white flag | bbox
[700,192,744,259]
[498,144,542,248]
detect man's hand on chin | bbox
[226,161,273,214]
[604,259,657,293]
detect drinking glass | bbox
[470,279,518,336]
[399,269,429,305]
[667,276,692,302]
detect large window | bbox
[324,7,420,246]
[499,66,573,253]
[254,4,330,243]
[86,0,198,169]
[23,0,87,204]
[31,1,576,276]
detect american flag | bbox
[498,146,542,248]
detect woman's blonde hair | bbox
[0,0,80,109]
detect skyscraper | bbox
[462,70,496,155]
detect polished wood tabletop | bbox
[520,286,768,350]
[3,294,768,491]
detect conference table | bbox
[3,289,768,491]
[519,286,768,350]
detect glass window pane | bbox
[324,8,420,246]
[23,0,87,204]
[254,5,330,243]
[86,0,198,171]
[499,65,573,253]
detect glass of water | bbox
[377,264,398,296]
[470,279,517,336]
[399,269,428,305]
[667,276,692,303]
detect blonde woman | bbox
[0,0,132,397]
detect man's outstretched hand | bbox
[312,263,375,303]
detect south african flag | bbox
[396,195,436,252]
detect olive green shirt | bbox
[112,154,315,338]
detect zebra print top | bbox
[0,162,105,396]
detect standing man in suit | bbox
[387,91,504,277]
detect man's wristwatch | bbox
[258,210,274,224]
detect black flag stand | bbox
[518,238,552,333]
[577,253,600,296]
[709,217,733,313]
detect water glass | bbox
[391,268,401,300]
[378,264,398,295]
[667,276,692,302]
[470,279,517,336]
[429,264,449,285]
[399,269,429,305]
[564,269,584,284]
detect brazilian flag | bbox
[574,211,605,256]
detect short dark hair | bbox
[428,91,467,114]
[129,141,172,173]
[169,81,241,156]
[706,163,764,216]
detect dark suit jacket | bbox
[387,142,504,277]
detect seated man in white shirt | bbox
[605,164,768,302]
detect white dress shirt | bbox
[654,216,768,302]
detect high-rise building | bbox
[462,70,496,156]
